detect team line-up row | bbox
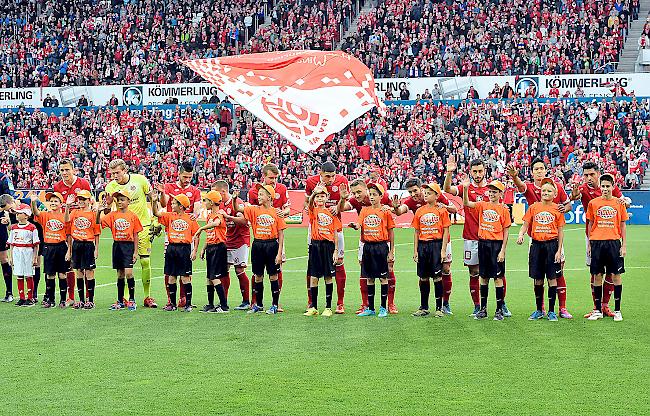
[0,158,629,322]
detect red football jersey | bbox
[247,182,289,209]
[305,174,349,212]
[163,182,201,213]
[578,183,623,211]
[53,177,92,204]
[457,183,490,240]
[403,193,451,214]
[220,196,250,249]
[522,180,569,205]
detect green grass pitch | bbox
[2,224,649,415]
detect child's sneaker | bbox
[303,307,319,316]
[59,301,67,309]
[15,299,25,307]
[357,308,376,317]
[470,305,480,317]
[559,308,573,319]
[412,309,430,317]
[493,309,504,321]
[474,308,488,320]
[266,305,278,315]
[433,309,444,318]
[335,304,345,314]
[587,310,603,321]
[22,299,35,307]
[181,305,193,312]
[377,307,388,318]
[388,304,399,314]
[321,308,333,317]
[110,302,125,311]
[201,304,215,313]
[442,303,453,315]
[211,305,230,314]
[1,294,13,302]
[547,311,558,322]
[163,304,177,311]
[72,301,84,310]
[42,300,55,309]
[84,302,95,310]
[501,303,512,317]
[247,305,264,314]
[234,302,251,310]
[127,301,137,311]
[528,310,545,320]
[613,311,623,322]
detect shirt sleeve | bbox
[557,210,566,227]
[441,209,451,228]
[190,219,200,235]
[7,228,14,245]
[385,212,395,230]
[619,205,629,221]
[523,205,532,223]
[32,228,40,244]
[101,212,112,229]
[158,212,171,227]
[133,215,143,234]
[333,215,342,232]
[410,211,420,230]
[502,206,512,228]
[243,206,255,224]
[277,214,287,231]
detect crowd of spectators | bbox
[2,0,640,88]
[0,98,647,196]
[342,0,639,78]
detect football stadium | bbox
[1,0,649,414]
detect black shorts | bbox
[251,239,280,277]
[360,241,389,280]
[164,243,193,277]
[206,243,228,280]
[112,241,135,270]
[43,242,70,275]
[529,239,562,280]
[478,239,505,279]
[417,239,443,278]
[71,240,96,270]
[590,240,625,276]
[307,240,336,279]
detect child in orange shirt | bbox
[516,178,565,322]
[354,183,395,318]
[304,185,341,317]
[233,183,287,315]
[152,191,199,312]
[31,192,69,308]
[585,174,628,322]
[194,190,229,313]
[97,190,143,311]
[65,190,100,309]
[463,179,511,321]
[411,183,450,317]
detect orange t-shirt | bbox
[205,212,227,245]
[35,211,68,244]
[101,210,144,242]
[523,202,565,241]
[586,197,629,240]
[243,205,287,240]
[309,206,342,242]
[474,201,511,241]
[69,210,101,242]
[411,204,451,241]
[158,212,199,244]
[358,206,395,242]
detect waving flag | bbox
[183,51,386,153]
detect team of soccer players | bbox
[0,157,630,321]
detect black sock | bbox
[33,267,41,299]
[310,285,318,309]
[496,286,504,311]
[47,279,56,302]
[367,282,375,311]
[215,284,228,309]
[271,279,280,306]
[59,278,67,303]
[534,284,544,311]
[434,280,443,310]
[184,282,192,306]
[380,283,388,309]
[117,279,125,302]
[126,278,135,301]
[255,281,264,307]
[614,284,622,311]
[2,262,12,295]
[207,285,215,306]
[325,282,333,308]
[480,283,489,310]
[87,279,95,302]
[548,286,557,313]
[594,285,602,311]
[419,279,430,310]
[77,277,85,302]
[169,283,177,306]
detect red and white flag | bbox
[183,51,386,153]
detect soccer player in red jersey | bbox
[507,158,573,319]
[212,180,251,310]
[444,156,510,317]
[247,163,290,310]
[157,162,202,308]
[570,161,629,318]
[305,162,349,313]
[392,178,458,314]
[338,178,398,313]
[53,158,92,306]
